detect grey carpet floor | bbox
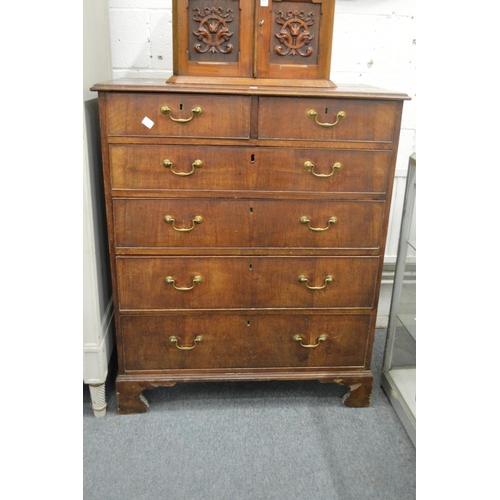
[83,328,416,500]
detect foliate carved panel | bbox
[270,1,320,65]
[188,0,240,63]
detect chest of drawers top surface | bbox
[91,79,409,99]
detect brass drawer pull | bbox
[298,274,333,290]
[306,109,346,128]
[165,275,202,291]
[293,334,328,348]
[164,215,203,232]
[160,105,202,123]
[300,215,338,232]
[303,161,342,178]
[163,159,203,176]
[169,335,203,350]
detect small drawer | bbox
[116,256,379,311]
[258,97,398,143]
[113,198,385,250]
[109,145,393,194]
[105,92,251,138]
[121,313,372,371]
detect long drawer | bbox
[109,145,393,194]
[113,198,385,249]
[105,92,251,138]
[258,97,398,143]
[116,256,379,310]
[121,313,371,371]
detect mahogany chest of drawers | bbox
[91,79,408,414]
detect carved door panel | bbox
[172,0,335,81]
[173,0,255,77]
[255,0,335,80]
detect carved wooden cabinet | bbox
[169,0,336,86]
[91,0,409,413]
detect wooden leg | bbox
[320,374,373,407]
[116,380,152,414]
[115,379,177,414]
[338,375,373,407]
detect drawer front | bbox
[116,256,379,310]
[121,314,371,371]
[109,145,393,194]
[258,97,397,142]
[113,199,385,249]
[105,93,251,138]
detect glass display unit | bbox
[382,153,416,446]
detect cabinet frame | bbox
[381,153,416,446]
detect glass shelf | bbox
[382,153,416,446]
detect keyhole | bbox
[179,103,183,111]
[251,154,255,163]
[249,264,253,271]
[247,320,251,326]
[249,207,253,214]
[325,107,329,115]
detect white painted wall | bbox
[105,0,416,262]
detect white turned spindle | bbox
[89,384,107,417]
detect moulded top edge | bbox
[90,78,410,100]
